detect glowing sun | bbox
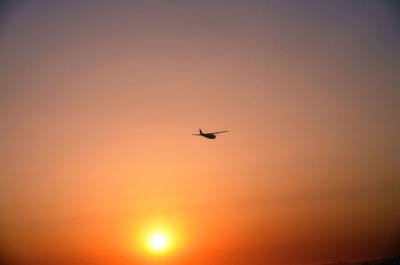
[150,234,167,250]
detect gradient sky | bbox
[1,1,399,265]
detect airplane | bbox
[192,129,228,139]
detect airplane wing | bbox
[211,130,228,134]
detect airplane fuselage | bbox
[201,133,216,139]
[193,129,227,139]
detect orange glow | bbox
[0,2,399,265]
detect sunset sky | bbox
[1,1,399,265]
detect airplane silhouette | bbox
[192,129,228,139]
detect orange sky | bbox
[0,1,399,265]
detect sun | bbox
[150,234,167,251]
[133,220,181,256]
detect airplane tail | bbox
[199,129,203,135]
